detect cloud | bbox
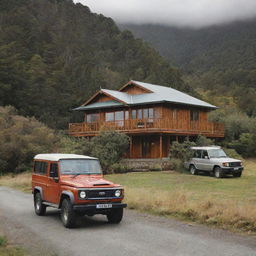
[74,0,256,28]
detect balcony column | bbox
[129,136,133,158]
[159,134,163,159]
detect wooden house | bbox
[69,80,224,159]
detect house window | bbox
[132,110,136,119]
[148,108,154,118]
[87,113,100,123]
[115,111,124,121]
[131,108,154,119]
[125,111,129,120]
[106,112,114,122]
[190,110,199,121]
[137,109,143,119]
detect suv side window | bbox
[193,150,202,158]
[202,150,209,159]
[49,163,59,178]
[34,161,48,175]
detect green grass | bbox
[106,159,256,234]
[0,235,27,256]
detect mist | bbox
[75,0,256,28]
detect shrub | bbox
[90,130,130,173]
[0,106,58,174]
[170,158,185,173]
[110,163,129,174]
[169,139,196,161]
[196,135,213,146]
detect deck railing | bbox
[69,118,224,137]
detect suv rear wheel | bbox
[214,166,224,178]
[34,192,46,216]
[189,165,197,175]
[61,198,77,228]
[107,208,123,224]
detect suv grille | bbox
[87,189,116,199]
[229,162,241,167]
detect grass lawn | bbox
[106,159,256,234]
[0,159,256,234]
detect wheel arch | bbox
[213,165,221,171]
[59,191,75,208]
[34,186,44,200]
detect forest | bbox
[0,0,190,129]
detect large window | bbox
[131,108,154,120]
[190,110,199,121]
[106,112,114,122]
[86,113,100,123]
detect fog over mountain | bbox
[75,0,256,28]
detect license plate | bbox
[234,167,239,171]
[96,204,112,209]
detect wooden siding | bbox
[121,84,151,95]
[70,105,224,138]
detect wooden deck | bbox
[69,118,225,138]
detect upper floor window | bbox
[87,113,100,123]
[131,108,154,119]
[190,110,199,121]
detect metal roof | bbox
[74,100,124,111]
[34,154,97,161]
[75,80,217,110]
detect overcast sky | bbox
[74,0,256,28]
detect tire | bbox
[233,171,242,178]
[107,208,123,224]
[34,192,46,216]
[189,165,198,175]
[60,198,77,228]
[214,167,224,178]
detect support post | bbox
[129,136,133,158]
[160,134,163,159]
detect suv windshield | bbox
[208,149,227,158]
[60,159,102,175]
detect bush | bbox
[0,106,58,174]
[196,135,213,146]
[229,133,256,158]
[110,163,129,174]
[170,158,185,173]
[90,130,130,173]
[169,139,196,161]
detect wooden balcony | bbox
[69,118,224,138]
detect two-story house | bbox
[69,80,224,159]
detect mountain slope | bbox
[0,0,191,128]
[121,20,256,115]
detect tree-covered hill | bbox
[0,0,190,129]
[121,20,256,116]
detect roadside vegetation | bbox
[0,234,27,256]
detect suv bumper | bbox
[221,167,244,174]
[73,203,127,213]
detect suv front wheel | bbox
[214,166,224,178]
[107,208,123,224]
[189,165,198,175]
[61,198,77,228]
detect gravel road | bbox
[0,186,255,256]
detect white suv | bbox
[185,146,243,178]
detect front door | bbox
[46,162,60,204]
[142,137,151,158]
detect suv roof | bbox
[34,153,97,161]
[191,146,221,150]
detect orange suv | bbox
[32,154,127,228]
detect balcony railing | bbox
[69,118,224,137]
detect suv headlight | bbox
[79,191,87,199]
[115,190,121,197]
[222,162,229,167]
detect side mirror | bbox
[53,177,59,183]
